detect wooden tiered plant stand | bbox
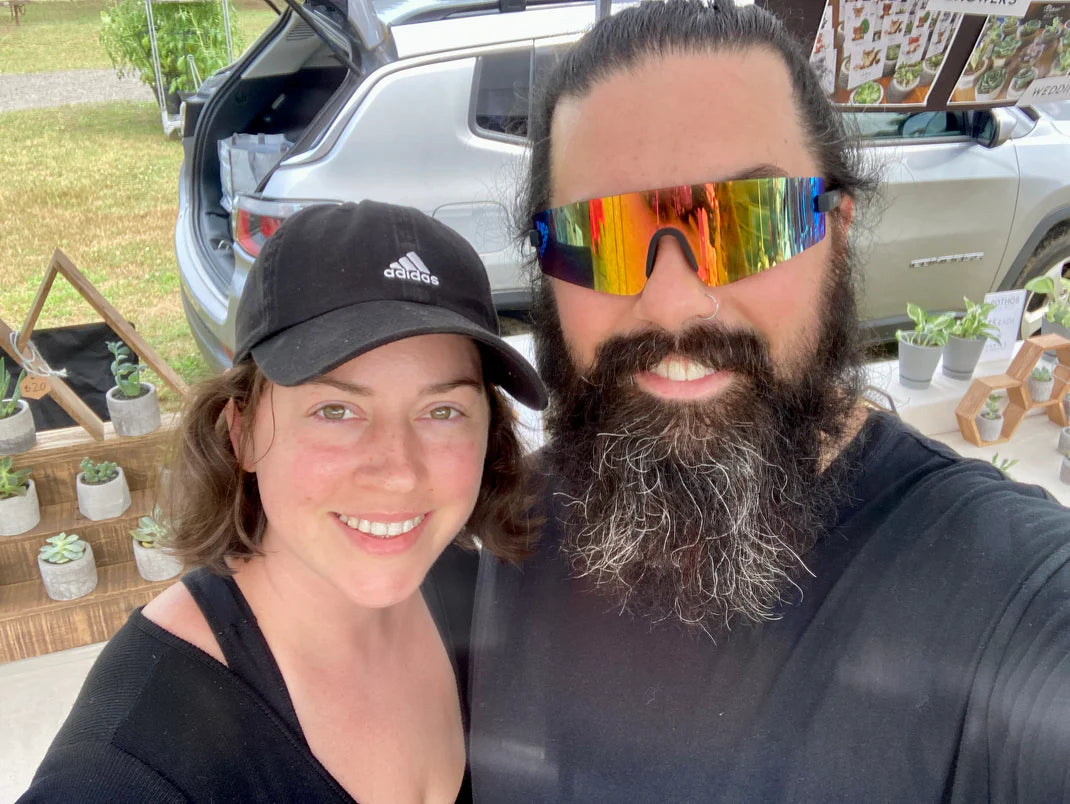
[0,249,190,662]
[0,419,178,662]
[955,334,1070,447]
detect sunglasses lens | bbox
[532,177,830,295]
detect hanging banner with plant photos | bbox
[949,2,1070,105]
[756,0,1067,108]
[808,0,965,108]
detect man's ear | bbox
[835,194,855,232]
[225,400,255,473]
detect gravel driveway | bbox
[0,68,154,113]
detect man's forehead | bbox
[548,47,814,205]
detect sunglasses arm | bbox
[813,189,842,214]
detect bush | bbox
[99,0,242,107]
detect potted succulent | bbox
[920,52,944,86]
[1001,18,1020,38]
[991,38,1020,69]
[131,504,183,582]
[897,303,954,388]
[1027,364,1055,402]
[1043,18,1062,45]
[105,341,161,437]
[76,457,131,521]
[976,393,1005,442]
[1007,65,1038,99]
[975,67,1009,102]
[1051,47,1070,77]
[883,44,901,77]
[1057,425,1070,455]
[0,359,35,456]
[38,532,98,601]
[0,457,40,536]
[1019,18,1042,44]
[887,62,923,102]
[1024,275,1070,339]
[943,297,1000,380]
[957,48,989,90]
[850,80,884,106]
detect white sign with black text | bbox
[925,0,1032,18]
[981,289,1028,361]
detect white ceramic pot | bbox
[1058,426,1070,455]
[106,383,161,437]
[38,542,98,601]
[77,467,131,521]
[0,478,40,536]
[1027,376,1055,403]
[132,538,184,582]
[976,413,1004,442]
[886,73,920,103]
[0,400,36,455]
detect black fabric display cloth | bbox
[20,545,477,803]
[9,322,138,430]
[469,411,1070,802]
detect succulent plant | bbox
[80,457,119,485]
[1031,365,1053,382]
[0,457,32,500]
[981,393,1003,420]
[990,453,1019,476]
[0,358,27,419]
[39,533,87,565]
[131,505,172,548]
[106,341,146,400]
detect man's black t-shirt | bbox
[469,412,1070,802]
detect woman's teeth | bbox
[337,513,425,538]
[650,357,716,382]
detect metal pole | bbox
[596,0,611,22]
[145,0,166,113]
[221,0,233,62]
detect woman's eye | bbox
[427,406,460,421]
[317,404,354,420]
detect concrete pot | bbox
[976,413,1004,442]
[76,467,131,521]
[0,400,36,455]
[898,340,943,389]
[132,539,183,582]
[1041,318,1070,359]
[106,383,160,437]
[38,542,98,601]
[1027,376,1055,403]
[0,479,40,536]
[1058,426,1070,456]
[942,336,986,381]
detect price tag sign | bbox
[981,290,1027,362]
[19,376,50,400]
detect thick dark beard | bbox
[532,241,865,634]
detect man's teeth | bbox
[650,357,716,382]
[337,513,425,538]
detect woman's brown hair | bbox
[164,358,535,574]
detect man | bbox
[469,1,1070,801]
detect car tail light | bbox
[232,196,340,258]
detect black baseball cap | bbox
[233,200,547,410]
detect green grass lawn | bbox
[0,0,280,401]
[0,101,204,402]
[0,0,277,75]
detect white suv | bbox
[175,0,1070,369]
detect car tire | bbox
[1017,225,1070,339]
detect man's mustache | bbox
[582,324,775,390]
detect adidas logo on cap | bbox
[384,251,440,286]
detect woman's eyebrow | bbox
[307,376,484,396]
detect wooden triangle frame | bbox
[0,248,189,441]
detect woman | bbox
[21,201,546,803]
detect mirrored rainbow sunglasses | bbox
[530,176,842,296]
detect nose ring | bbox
[700,293,719,321]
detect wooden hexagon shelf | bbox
[955,334,1070,447]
